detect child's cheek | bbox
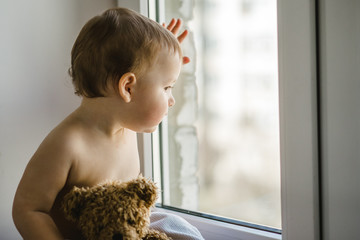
[143,95,167,125]
[149,104,167,124]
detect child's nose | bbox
[168,95,175,107]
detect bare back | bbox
[13,109,140,239]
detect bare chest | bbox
[68,136,140,187]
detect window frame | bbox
[118,0,321,239]
[277,0,320,239]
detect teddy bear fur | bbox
[62,176,171,240]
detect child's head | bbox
[69,8,182,98]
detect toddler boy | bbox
[13,7,201,239]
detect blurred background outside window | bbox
[155,0,281,229]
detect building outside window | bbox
[153,0,281,230]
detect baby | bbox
[12,8,198,239]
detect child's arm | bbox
[13,133,74,239]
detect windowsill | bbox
[153,206,282,240]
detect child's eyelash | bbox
[165,86,174,90]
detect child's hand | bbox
[163,18,191,64]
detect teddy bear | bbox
[62,176,171,240]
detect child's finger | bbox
[177,30,188,43]
[166,18,176,31]
[171,19,182,35]
[182,56,191,65]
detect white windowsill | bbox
[153,207,281,240]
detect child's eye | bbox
[165,86,174,91]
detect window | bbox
[128,0,321,239]
[153,0,280,231]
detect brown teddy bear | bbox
[62,176,171,240]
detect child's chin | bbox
[141,126,158,133]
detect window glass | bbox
[156,0,281,229]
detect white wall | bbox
[0,1,116,239]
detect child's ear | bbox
[118,72,137,103]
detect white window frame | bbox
[277,0,320,239]
[118,0,321,239]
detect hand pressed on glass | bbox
[163,18,191,65]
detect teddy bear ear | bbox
[62,186,86,222]
[127,177,158,207]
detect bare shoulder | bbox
[27,114,87,179]
[40,117,85,157]
[27,121,80,176]
[13,115,86,215]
